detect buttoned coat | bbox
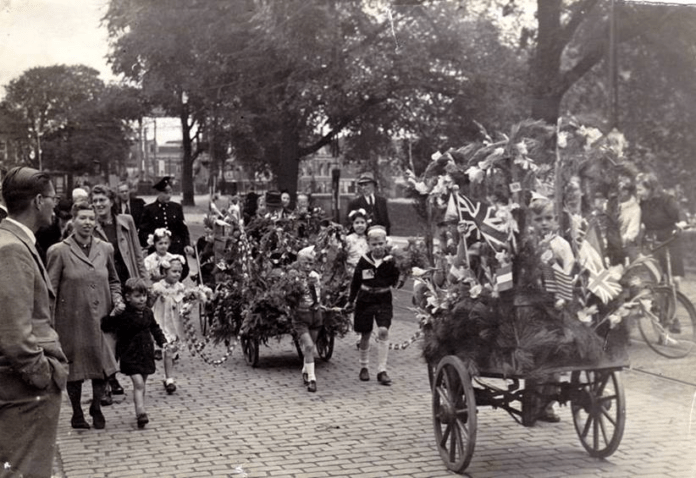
[47,236,121,381]
[347,194,391,235]
[93,213,149,285]
[138,199,191,256]
[0,219,68,478]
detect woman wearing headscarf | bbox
[91,184,150,400]
[46,201,125,429]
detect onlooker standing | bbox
[117,181,146,228]
[0,167,69,478]
[138,177,194,278]
[35,197,73,265]
[347,172,391,235]
[47,201,125,430]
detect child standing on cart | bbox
[291,246,323,393]
[347,225,401,386]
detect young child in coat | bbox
[101,278,166,429]
[347,225,401,386]
[150,257,187,394]
[291,246,323,393]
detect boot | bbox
[67,381,90,429]
[90,379,107,429]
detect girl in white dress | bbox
[144,228,178,282]
[345,208,370,276]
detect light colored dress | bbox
[345,232,369,275]
[151,279,187,347]
[144,251,177,281]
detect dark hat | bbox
[153,177,173,192]
[55,198,73,220]
[265,190,282,208]
[357,172,377,184]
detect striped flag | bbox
[444,192,509,250]
[543,263,574,301]
[495,263,514,291]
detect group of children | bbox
[102,228,189,428]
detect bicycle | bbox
[632,228,696,358]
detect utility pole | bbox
[608,0,619,130]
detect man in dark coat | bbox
[346,172,391,235]
[117,181,146,228]
[138,177,194,277]
[0,166,69,478]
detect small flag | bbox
[543,263,574,301]
[588,268,622,304]
[578,223,605,273]
[495,263,513,291]
[444,192,509,250]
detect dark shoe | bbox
[302,373,309,386]
[307,380,317,393]
[165,381,177,395]
[669,319,682,334]
[109,378,124,395]
[377,371,392,386]
[100,389,113,406]
[137,413,149,429]
[154,349,163,360]
[359,368,370,382]
[71,414,91,430]
[89,406,105,429]
[538,409,561,423]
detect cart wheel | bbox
[432,356,477,474]
[292,334,304,361]
[570,369,625,458]
[427,362,435,389]
[241,336,259,367]
[316,331,334,361]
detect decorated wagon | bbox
[189,199,352,367]
[404,120,658,474]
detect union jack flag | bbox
[444,193,509,250]
[587,268,622,304]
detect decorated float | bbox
[403,119,665,474]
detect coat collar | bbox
[93,214,131,241]
[0,220,54,295]
[64,235,102,263]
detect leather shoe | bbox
[89,406,105,429]
[302,373,309,386]
[137,413,149,429]
[71,414,91,429]
[377,371,392,386]
[359,368,370,382]
[165,381,177,395]
[109,379,124,395]
[307,380,317,393]
[100,390,113,406]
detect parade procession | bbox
[2,1,696,477]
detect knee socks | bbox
[305,362,316,381]
[377,338,389,373]
[359,344,370,369]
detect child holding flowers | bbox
[101,278,166,429]
[150,256,187,394]
[144,228,178,282]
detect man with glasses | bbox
[0,166,69,478]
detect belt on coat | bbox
[360,284,390,294]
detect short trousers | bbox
[353,300,393,334]
[292,308,323,336]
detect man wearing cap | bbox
[0,167,69,478]
[138,177,194,278]
[347,172,391,235]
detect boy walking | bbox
[347,225,400,385]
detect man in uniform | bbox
[138,177,194,278]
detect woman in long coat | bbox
[47,201,124,430]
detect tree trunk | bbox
[530,0,564,124]
[273,126,301,196]
[179,103,195,206]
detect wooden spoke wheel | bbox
[570,369,625,458]
[241,336,259,367]
[316,330,334,361]
[432,356,477,474]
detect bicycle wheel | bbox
[638,286,696,358]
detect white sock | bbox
[305,362,316,381]
[377,338,389,373]
[359,345,370,369]
[302,364,306,374]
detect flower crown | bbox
[160,254,185,271]
[147,228,172,247]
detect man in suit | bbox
[0,166,69,478]
[138,176,194,278]
[346,172,391,235]
[117,181,146,228]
